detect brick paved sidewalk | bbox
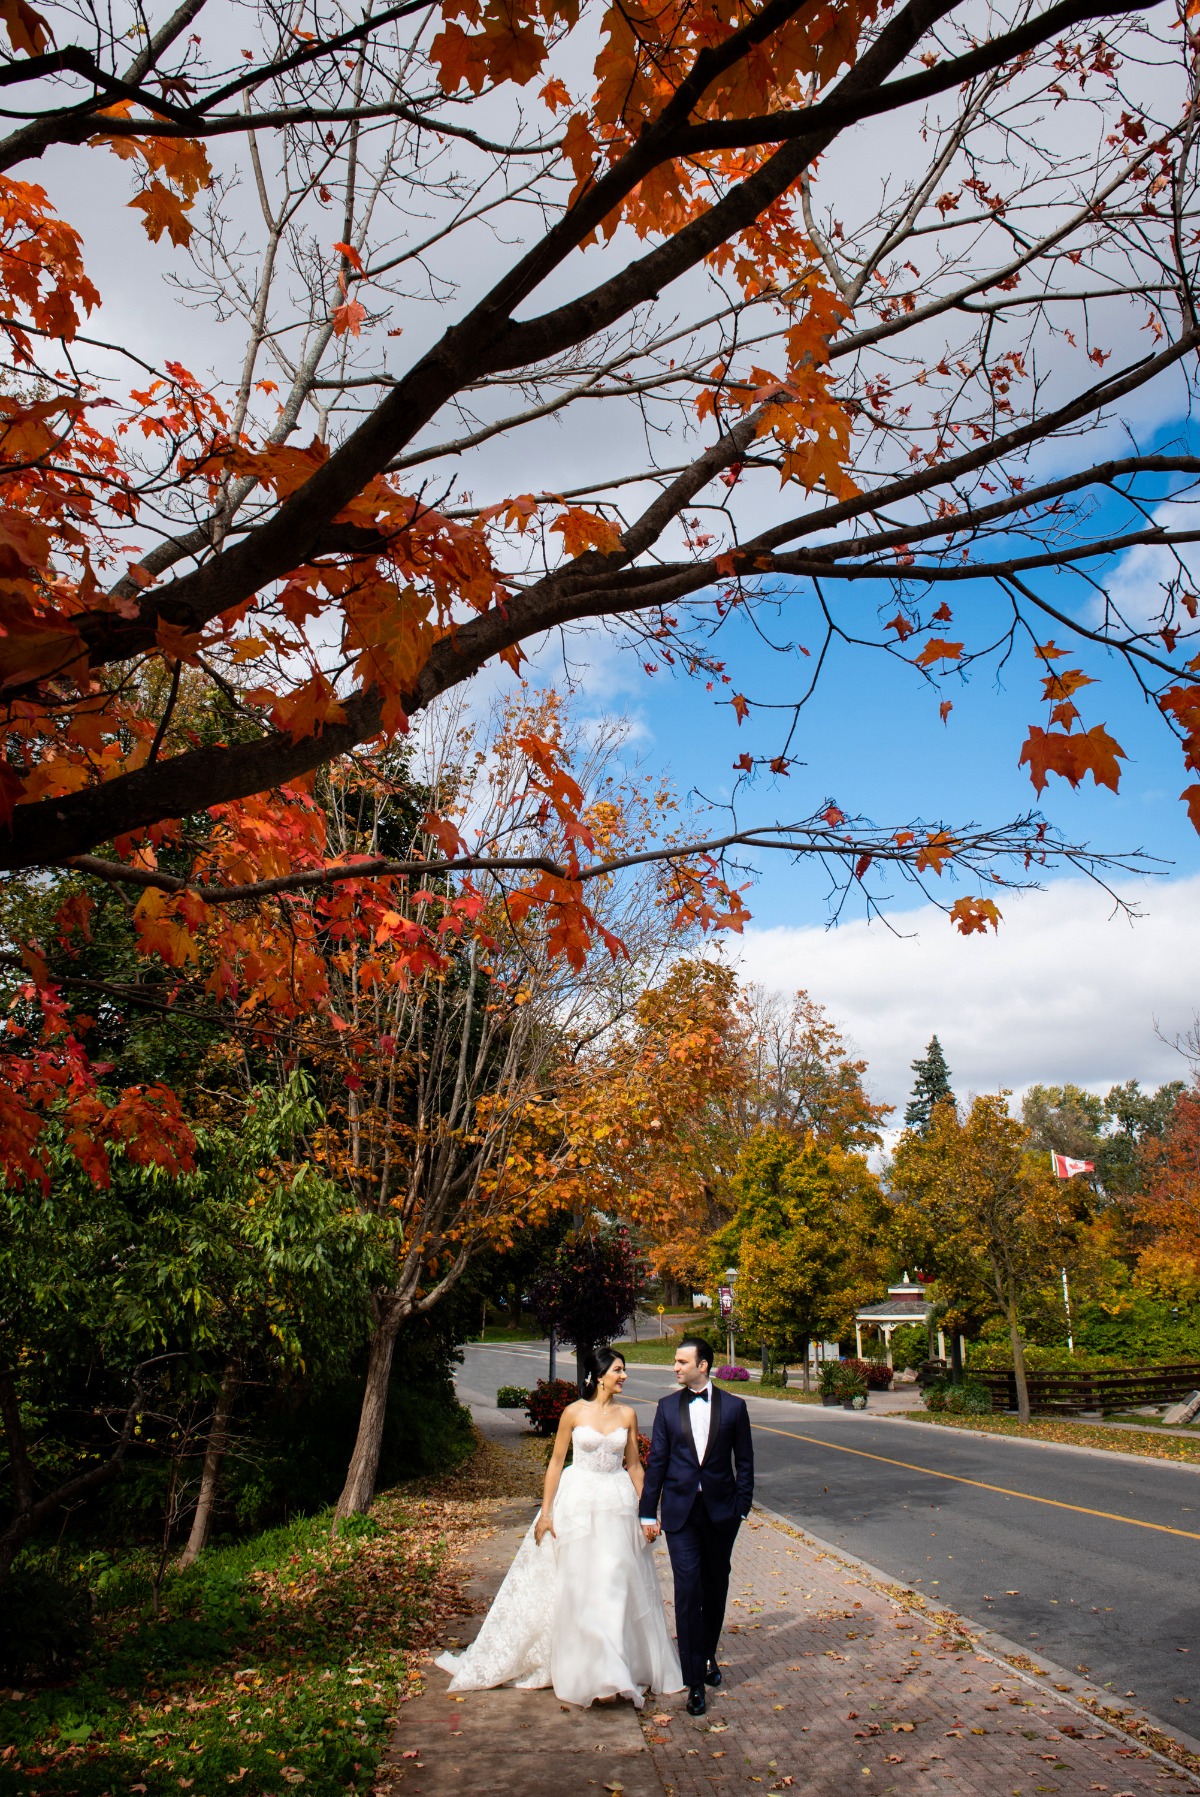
[640,1510,1200,1797]
[379,1406,1200,1797]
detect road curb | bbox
[751,1499,1200,1783]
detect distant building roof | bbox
[855,1271,934,1326]
[855,1298,933,1323]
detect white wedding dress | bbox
[435,1424,684,1707]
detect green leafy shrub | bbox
[820,1361,867,1401]
[925,1379,992,1415]
[890,1323,930,1370]
[968,1336,1200,1374]
[760,1368,789,1388]
[496,1385,530,1409]
[818,1361,843,1398]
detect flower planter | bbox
[821,1395,840,1406]
[842,1395,868,1410]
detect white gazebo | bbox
[854,1273,944,1367]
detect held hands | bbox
[641,1521,660,1543]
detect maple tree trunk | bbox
[335,1309,402,1522]
[1007,1301,1032,1424]
[179,1359,238,1568]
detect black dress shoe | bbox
[686,1684,707,1716]
[704,1659,723,1688]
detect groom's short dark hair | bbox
[680,1335,714,1372]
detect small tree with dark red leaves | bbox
[529,1224,649,1390]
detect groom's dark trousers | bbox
[640,1385,754,1687]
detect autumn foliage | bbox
[2,0,1200,1184]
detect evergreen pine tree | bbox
[905,1035,954,1133]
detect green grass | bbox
[613,1336,687,1363]
[726,1380,821,1405]
[472,1324,544,1342]
[905,1410,1200,1464]
[1105,1410,1200,1431]
[0,1501,452,1796]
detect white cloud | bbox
[1094,500,1200,630]
[732,874,1200,1119]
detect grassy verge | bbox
[716,1379,822,1405]
[903,1410,1200,1464]
[0,1438,530,1797]
[471,1325,543,1343]
[1105,1410,1200,1432]
[613,1337,686,1363]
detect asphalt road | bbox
[456,1341,1200,1729]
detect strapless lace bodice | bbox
[571,1424,628,1475]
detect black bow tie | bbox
[687,1388,709,1403]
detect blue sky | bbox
[566,567,1200,933]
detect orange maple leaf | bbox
[332,299,367,336]
[950,896,1002,935]
[128,181,194,247]
[0,0,50,56]
[915,831,956,874]
[1040,667,1095,702]
[913,637,964,668]
[155,617,202,664]
[550,507,623,557]
[1019,723,1125,794]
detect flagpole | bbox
[1061,1266,1074,1354]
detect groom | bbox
[639,1336,754,1716]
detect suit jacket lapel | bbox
[678,1387,700,1462]
[701,1383,723,1466]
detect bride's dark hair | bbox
[581,1345,626,1401]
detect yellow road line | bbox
[751,1422,1200,1542]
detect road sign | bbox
[657,1305,665,1314]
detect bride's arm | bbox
[623,1410,645,1499]
[536,1404,576,1544]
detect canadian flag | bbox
[1051,1152,1095,1179]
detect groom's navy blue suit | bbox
[639,1384,754,1686]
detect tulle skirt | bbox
[434,1464,684,1707]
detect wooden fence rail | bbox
[974,1362,1200,1414]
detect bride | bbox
[435,1346,684,1707]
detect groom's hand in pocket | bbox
[641,1521,659,1543]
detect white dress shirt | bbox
[686,1380,713,1461]
[639,1381,715,1523]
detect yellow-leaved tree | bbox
[889,1094,1080,1421]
